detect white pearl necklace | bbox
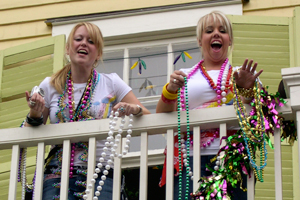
[179,134,194,180]
[221,62,230,106]
[83,111,133,199]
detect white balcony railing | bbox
[1,67,300,200]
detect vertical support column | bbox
[113,136,122,200]
[8,145,20,200]
[123,48,130,85]
[35,142,45,200]
[60,140,71,200]
[167,44,174,83]
[139,132,148,199]
[247,170,255,200]
[87,137,96,200]
[166,129,174,200]
[193,126,201,192]
[274,128,283,200]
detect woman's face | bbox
[67,25,100,69]
[200,20,231,64]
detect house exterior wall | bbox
[0,0,215,51]
[243,0,300,17]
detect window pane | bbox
[129,45,168,98]
[96,50,124,78]
[173,42,202,70]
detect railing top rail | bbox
[0,101,293,150]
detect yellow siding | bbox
[243,0,300,17]
[0,0,209,50]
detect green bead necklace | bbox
[177,77,191,200]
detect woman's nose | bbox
[213,30,220,37]
[81,39,87,46]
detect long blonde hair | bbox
[50,22,104,94]
[196,11,233,56]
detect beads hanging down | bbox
[177,77,193,200]
[83,111,133,200]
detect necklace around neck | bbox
[55,69,98,123]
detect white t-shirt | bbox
[40,73,131,166]
[179,65,240,155]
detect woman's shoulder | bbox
[180,64,198,74]
[39,77,51,88]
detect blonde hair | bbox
[196,11,233,55]
[50,22,104,93]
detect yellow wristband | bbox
[162,83,177,100]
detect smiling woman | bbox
[156,11,263,200]
[22,22,150,200]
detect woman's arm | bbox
[156,70,187,113]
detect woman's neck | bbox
[202,59,227,71]
[70,65,93,83]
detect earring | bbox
[66,55,70,63]
[93,59,99,68]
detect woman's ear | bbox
[197,38,202,46]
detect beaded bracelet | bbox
[161,83,177,104]
[238,87,254,98]
[26,113,44,126]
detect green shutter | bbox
[229,15,290,94]
[0,34,65,200]
[229,15,293,200]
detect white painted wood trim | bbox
[247,170,255,200]
[297,111,300,194]
[166,129,174,200]
[167,43,174,83]
[193,126,200,192]
[8,145,19,200]
[139,132,148,200]
[35,142,45,200]
[87,137,96,200]
[60,140,71,200]
[123,48,129,85]
[52,4,242,38]
[113,137,122,200]
[274,128,283,200]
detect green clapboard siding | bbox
[0,34,65,200]
[255,145,293,200]
[229,15,293,200]
[231,22,290,94]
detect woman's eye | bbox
[206,30,212,33]
[88,40,94,44]
[220,30,226,33]
[75,38,81,41]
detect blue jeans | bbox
[174,155,247,200]
[42,174,113,200]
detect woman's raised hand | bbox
[168,70,187,93]
[233,59,263,89]
[25,89,45,118]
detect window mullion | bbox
[123,48,130,84]
[167,43,174,83]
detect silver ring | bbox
[173,79,177,84]
[30,100,36,106]
[118,106,126,113]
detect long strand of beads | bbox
[183,77,191,200]
[21,148,27,200]
[83,111,133,200]
[232,77,267,182]
[177,89,183,200]
[177,77,193,200]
